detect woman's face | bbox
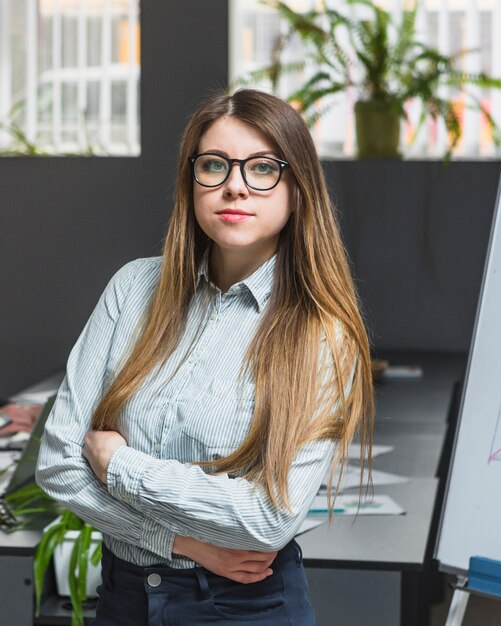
[193,116,292,264]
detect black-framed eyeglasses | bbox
[189,153,290,191]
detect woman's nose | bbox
[223,163,249,198]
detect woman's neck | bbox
[209,244,276,293]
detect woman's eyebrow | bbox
[201,149,280,158]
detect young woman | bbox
[36,89,373,625]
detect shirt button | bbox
[147,573,162,587]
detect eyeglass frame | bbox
[189,153,290,191]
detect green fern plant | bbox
[239,0,501,158]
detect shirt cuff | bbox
[141,515,175,561]
[107,445,152,507]
[107,446,176,561]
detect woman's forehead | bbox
[198,116,280,156]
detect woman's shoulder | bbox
[115,256,162,274]
[109,256,162,289]
[101,257,163,318]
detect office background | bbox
[1,3,501,625]
[1,1,500,398]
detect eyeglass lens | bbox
[194,155,282,190]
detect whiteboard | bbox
[435,175,501,574]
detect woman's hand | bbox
[173,535,277,584]
[0,403,41,436]
[83,430,127,484]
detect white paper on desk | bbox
[294,518,326,536]
[381,365,423,379]
[348,443,394,460]
[310,494,405,516]
[321,464,409,492]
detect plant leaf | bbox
[78,524,93,601]
[91,540,102,567]
[68,530,84,626]
[33,523,63,615]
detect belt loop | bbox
[294,541,303,567]
[195,569,211,600]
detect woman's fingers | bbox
[233,557,276,573]
[174,536,279,583]
[230,568,274,584]
[223,549,277,571]
[244,550,277,566]
[231,549,277,562]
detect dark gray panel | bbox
[0,555,34,626]
[305,568,400,626]
[324,160,501,352]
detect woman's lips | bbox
[217,210,253,223]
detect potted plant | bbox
[0,98,98,156]
[240,0,501,159]
[4,482,101,626]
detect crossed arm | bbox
[83,429,277,582]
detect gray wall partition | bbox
[1,0,501,397]
[324,160,501,354]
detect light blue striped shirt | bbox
[36,254,339,568]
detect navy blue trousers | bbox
[92,540,315,625]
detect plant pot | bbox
[354,100,401,159]
[53,528,102,597]
[43,517,103,598]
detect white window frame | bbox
[0,0,140,156]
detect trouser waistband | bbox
[101,539,303,597]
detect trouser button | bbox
[147,573,162,587]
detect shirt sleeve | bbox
[107,436,337,552]
[106,336,356,553]
[35,260,176,561]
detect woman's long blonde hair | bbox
[92,89,374,514]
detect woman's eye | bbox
[203,159,227,173]
[250,160,278,175]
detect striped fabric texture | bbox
[36,254,340,568]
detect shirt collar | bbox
[197,248,276,313]
[197,248,211,284]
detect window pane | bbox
[87,16,102,67]
[62,82,78,122]
[111,81,126,120]
[62,14,77,68]
[86,81,100,121]
[1,0,140,156]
